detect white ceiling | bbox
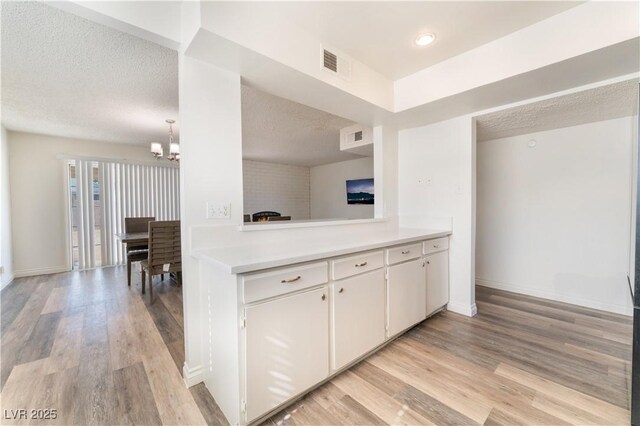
[1,1,178,146]
[254,1,581,79]
[241,85,363,167]
[476,79,639,142]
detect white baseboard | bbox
[14,266,69,278]
[1,273,15,290]
[447,301,478,317]
[476,277,633,316]
[183,362,206,388]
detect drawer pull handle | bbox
[322,294,326,301]
[339,288,344,293]
[355,262,368,267]
[281,276,301,283]
[401,250,411,254]
[433,244,440,248]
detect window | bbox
[68,159,179,270]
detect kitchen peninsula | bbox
[193,227,451,425]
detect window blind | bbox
[73,159,180,270]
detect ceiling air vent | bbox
[323,49,338,73]
[321,45,351,81]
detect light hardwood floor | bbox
[1,266,226,425]
[1,267,632,425]
[263,286,632,426]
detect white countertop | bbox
[192,228,451,274]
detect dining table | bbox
[115,232,149,245]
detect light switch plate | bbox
[207,202,231,219]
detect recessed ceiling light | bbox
[415,33,436,46]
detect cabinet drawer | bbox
[242,261,328,304]
[331,251,384,280]
[423,237,449,255]
[386,243,422,265]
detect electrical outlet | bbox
[206,202,231,219]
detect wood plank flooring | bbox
[0,266,224,425]
[264,285,632,426]
[1,267,632,426]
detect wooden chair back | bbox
[125,216,155,233]
[147,220,181,275]
[124,216,155,250]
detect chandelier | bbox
[151,119,180,161]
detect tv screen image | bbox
[346,178,374,205]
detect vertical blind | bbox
[74,159,180,270]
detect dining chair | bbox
[141,220,181,303]
[124,216,155,287]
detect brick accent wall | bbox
[243,160,310,220]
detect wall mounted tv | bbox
[346,178,374,205]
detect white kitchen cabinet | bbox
[244,287,329,422]
[331,269,385,370]
[425,250,449,317]
[201,232,452,425]
[387,258,427,337]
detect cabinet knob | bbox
[339,288,344,293]
[355,261,368,267]
[281,276,301,283]
[321,294,326,301]
[427,261,431,265]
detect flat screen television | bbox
[346,178,374,205]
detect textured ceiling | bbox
[476,79,639,142]
[246,1,581,79]
[1,1,178,146]
[242,85,363,167]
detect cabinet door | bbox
[426,251,449,317]
[387,258,426,337]
[332,269,385,370]
[244,287,329,422]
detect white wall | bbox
[476,118,635,315]
[178,55,243,389]
[310,157,374,220]
[243,160,310,220]
[374,125,399,219]
[1,126,14,289]
[7,131,151,277]
[198,2,394,111]
[398,117,477,316]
